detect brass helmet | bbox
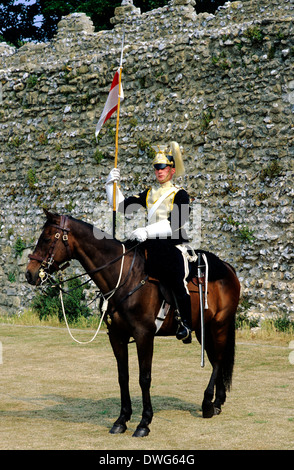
[152,141,185,177]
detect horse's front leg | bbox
[132,331,154,437]
[108,329,132,434]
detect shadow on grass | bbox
[1,394,202,430]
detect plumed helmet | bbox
[152,141,185,177]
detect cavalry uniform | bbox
[105,142,192,343]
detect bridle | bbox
[28,214,141,286]
[28,215,72,281]
[27,214,147,344]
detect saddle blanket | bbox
[155,300,170,333]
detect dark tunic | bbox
[119,187,190,296]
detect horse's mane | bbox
[66,214,101,233]
[44,212,117,242]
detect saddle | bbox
[147,250,209,333]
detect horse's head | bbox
[26,209,73,286]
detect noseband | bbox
[28,215,72,277]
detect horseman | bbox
[105,142,192,344]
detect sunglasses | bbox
[154,164,172,170]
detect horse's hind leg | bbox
[202,315,235,418]
[197,322,215,418]
[214,317,235,413]
[202,362,219,418]
[202,366,226,417]
[108,331,132,434]
[214,369,226,414]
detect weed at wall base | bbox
[31,278,91,324]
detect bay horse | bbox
[26,209,240,437]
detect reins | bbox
[28,216,145,343]
[56,241,141,289]
[59,244,126,344]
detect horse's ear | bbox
[43,208,56,221]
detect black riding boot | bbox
[175,294,192,344]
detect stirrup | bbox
[182,331,192,344]
[176,323,192,343]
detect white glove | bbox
[130,227,148,242]
[130,219,172,242]
[105,168,124,206]
[106,168,120,185]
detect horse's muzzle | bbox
[25,269,40,286]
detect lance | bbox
[112,31,125,239]
[197,252,205,368]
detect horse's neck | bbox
[71,224,123,291]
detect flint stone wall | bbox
[0,0,293,320]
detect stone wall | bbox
[0,0,293,320]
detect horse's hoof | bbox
[214,406,222,415]
[132,426,150,437]
[202,403,214,418]
[109,423,127,434]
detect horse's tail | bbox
[222,316,235,392]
